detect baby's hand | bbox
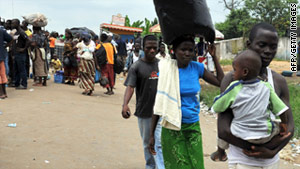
[279,123,288,136]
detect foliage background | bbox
[215,0,300,39]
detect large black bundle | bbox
[154,0,215,44]
[114,58,124,74]
[70,27,96,38]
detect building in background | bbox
[100,14,142,41]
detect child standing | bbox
[51,54,62,73]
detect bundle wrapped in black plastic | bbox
[154,0,215,44]
[70,27,96,38]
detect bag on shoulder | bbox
[111,43,124,74]
[71,57,78,68]
[95,44,107,66]
[114,57,124,74]
[63,56,70,67]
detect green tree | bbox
[215,8,256,39]
[131,20,144,28]
[151,18,158,27]
[125,16,160,36]
[222,0,242,11]
[244,0,299,36]
[125,15,144,28]
[218,0,299,38]
[142,18,152,36]
[125,15,131,27]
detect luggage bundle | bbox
[70,27,96,38]
[54,71,64,83]
[95,44,107,67]
[154,0,215,44]
[22,13,48,27]
[113,58,124,74]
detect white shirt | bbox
[126,42,134,51]
[76,41,95,60]
[228,145,279,167]
[132,52,139,63]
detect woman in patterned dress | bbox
[76,34,96,96]
[63,29,78,85]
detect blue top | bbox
[0,28,12,61]
[179,61,204,123]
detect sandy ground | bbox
[221,60,292,74]
[0,61,299,169]
[222,60,300,84]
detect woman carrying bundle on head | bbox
[76,33,96,96]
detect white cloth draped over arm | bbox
[154,59,182,131]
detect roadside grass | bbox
[220,57,287,65]
[219,59,233,66]
[200,84,220,108]
[273,57,288,61]
[200,83,300,138]
[289,84,300,138]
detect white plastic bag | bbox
[23,13,48,27]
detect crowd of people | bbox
[0,17,160,98]
[0,15,295,169]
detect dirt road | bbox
[0,73,298,169]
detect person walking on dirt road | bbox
[121,35,159,169]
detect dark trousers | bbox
[25,52,30,78]
[8,51,15,84]
[14,53,27,87]
[50,48,55,60]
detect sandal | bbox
[210,151,227,162]
[82,90,89,95]
[87,91,93,96]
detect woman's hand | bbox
[96,65,101,71]
[208,44,216,57]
